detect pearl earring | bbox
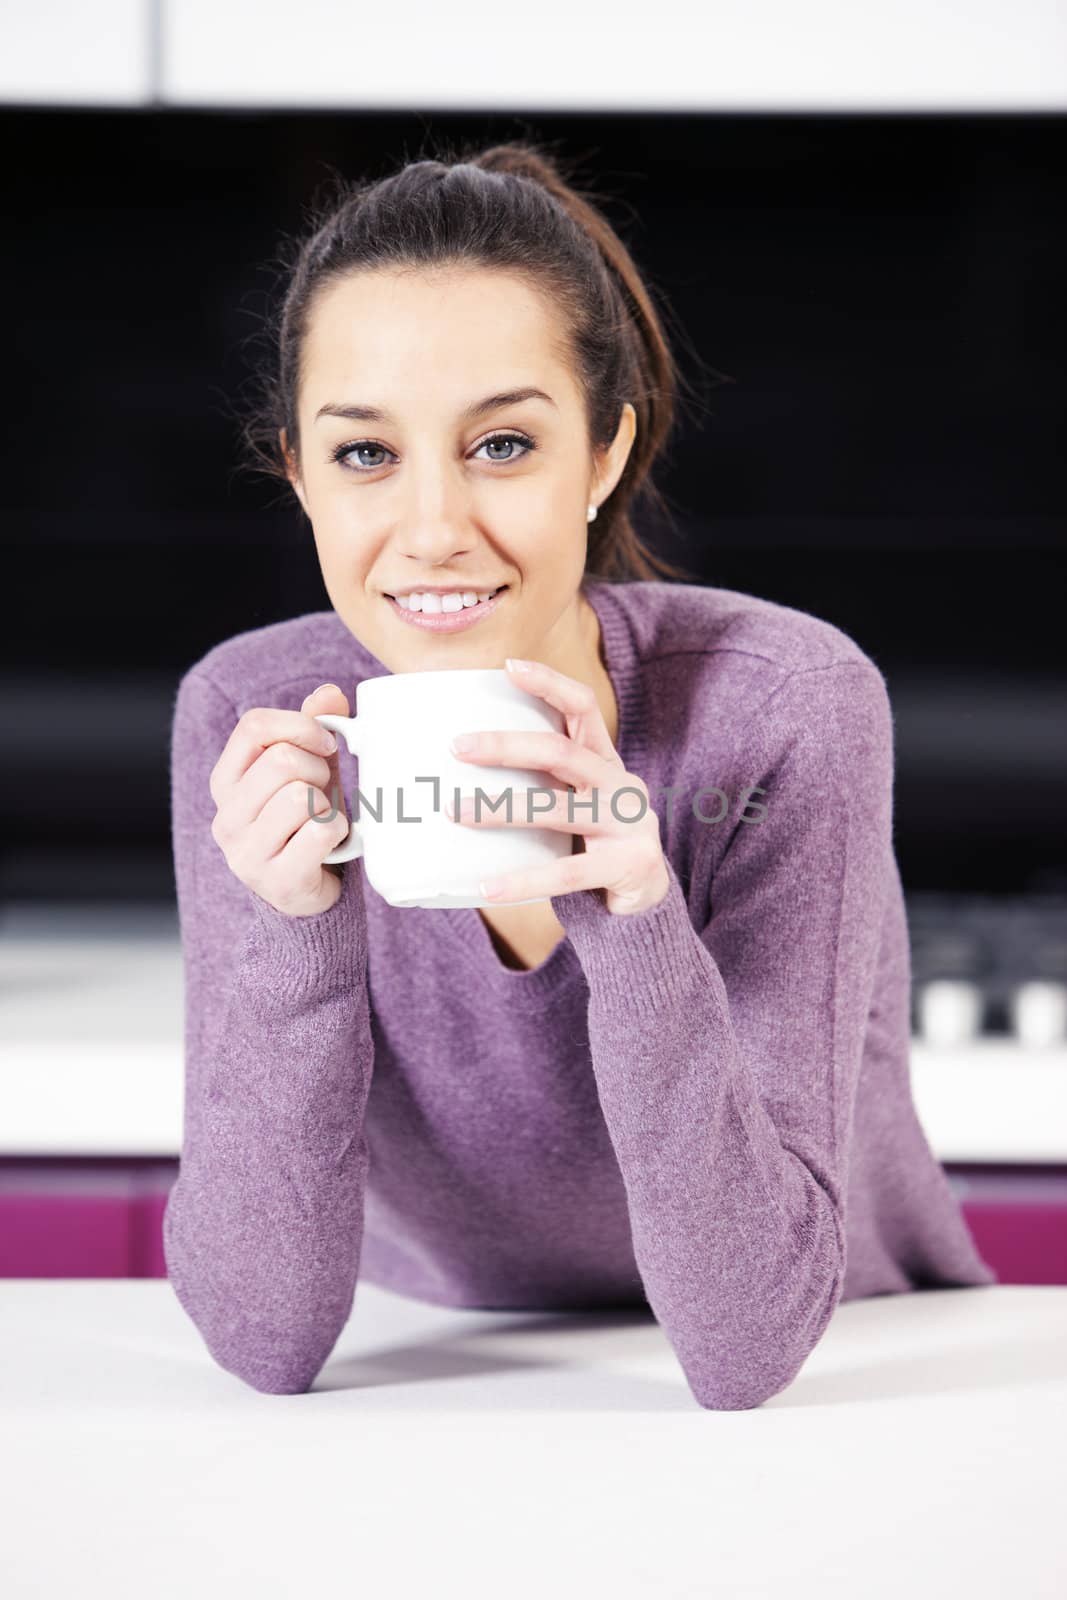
[587,504,598,523]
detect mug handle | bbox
[314,713,364,865]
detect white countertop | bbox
[0,1280,1064,1597]
[2,907,1066,1160]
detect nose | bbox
[391,461,483,565]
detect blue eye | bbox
[329,430,537,473]
[476,431,536,463]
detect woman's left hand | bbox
[445,657,671,916]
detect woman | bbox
[164,139,996,1410]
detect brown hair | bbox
[234,133,728,586]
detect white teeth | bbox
[397,588,499,612]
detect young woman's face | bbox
[281,265,635,674]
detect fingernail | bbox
[313,682,339,694]
[322,731,337,753]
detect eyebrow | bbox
[314,387,558,425]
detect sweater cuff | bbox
[246,860,368,999]
[551,856,715,1014]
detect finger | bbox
[268,804,353,881]
[505,659,621,765]
[302,681,350,721]
[478,841,622,904]
[212,701,339,801]
[451,729,615,795]
[302,681,350,830]
[221,743,335,840]
[447,784,618,838]
[238,775,349,870]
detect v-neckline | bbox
[439,578,634,998]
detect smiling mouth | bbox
[385,584,508,611]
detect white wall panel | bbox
[0,0,151,105]
[161,0,1067,110]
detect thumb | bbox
[301,683,351,827]
[302,681,350,718]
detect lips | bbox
[384,584,509,632]
[386,585,507,608]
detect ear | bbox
[279,428,310,518]
[590,402,637,508]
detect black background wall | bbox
[3,108,1064,901]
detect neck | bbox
[521,587,616,744]
[576,588,619,747]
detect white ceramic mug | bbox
[314,668,573,909]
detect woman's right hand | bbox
[209,683,354,918]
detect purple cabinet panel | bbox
[0,1160,1065,1284]
[0,1161,172,1277]
[948,1165,1067,1286]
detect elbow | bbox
[687,1346,815,1411]
[188,1308,326,1394]
[684,1258,845,1413]
[221,1352,319,1396]
[162,1203,342,1395]
[165,1256,327,1395]
[170,1282,325,1393]
[690,1369,796,1412]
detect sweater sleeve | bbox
[162,665,375,1395]
[549,662,895,1411]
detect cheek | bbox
[512,481,573,532]
[311,494,368,546]
[308,522,361,585]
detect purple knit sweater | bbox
[163,576,996,1408]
